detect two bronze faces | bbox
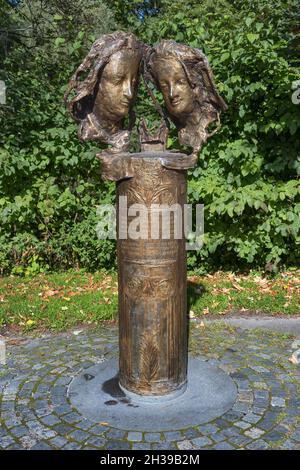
[65,32,227,160]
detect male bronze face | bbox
[151,57,195,118]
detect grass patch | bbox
[0,270,118,331]
[0,269,299,332]
[188,270,300,317]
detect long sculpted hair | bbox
[144,40,227,154]
[64,32,144,149]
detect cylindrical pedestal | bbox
[117,154,188,397]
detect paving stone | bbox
[62,442,80,450]
[89,425,108,436]
[222,411,244,422]
[244,427,265,439]
[0,435,17,448]
[53,405,72,415]
[243,413,261,424]
[271,397,286,407]
[235,421,252,430]
[151,442,177,450]
[106,440,131,450]
[48,436,69,449]
[69,429,90,443]
[106,428,126,440]
[183,428,200,439]
[2,324,300,451]
[30,441,54,450]
[53,423,75,435]
[75,419,94,431]
[132,443,151,450]
[211,430,231,443]
[264,430,286,442]
[144,432,162,442]
[191,436,213,448]
[41,414,61,426]
[177,439,194,450]
[280,439,299,450]
[86,436,107,448]
[34,427,57,439]
[6,443,24,450]
[10,425,28,438]
[196,424,220,435]
[291,428,300,441]
[222,427,241,437]
[213,441,235,450]
[246,439,270,450]
[62,412,82,424]
[228,435,252,447]
[127,431,143,442]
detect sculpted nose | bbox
[169,83,179,100]
[124,80,133,100]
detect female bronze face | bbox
[65,32,144,153]
[150,56,195,118]
[144,40,227,156]
[94,49,141,124]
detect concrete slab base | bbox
[68,357,237,432]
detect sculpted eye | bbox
[113,75,124,85]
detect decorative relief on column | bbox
[117,156,187,396]
[139,333,159,391]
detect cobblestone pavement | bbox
[0,322,300,450]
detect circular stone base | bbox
[68,358,237,432]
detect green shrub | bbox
[0,0,299,274]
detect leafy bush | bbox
[124,0,300,272]
[0,0,299,274]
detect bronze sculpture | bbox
[144,40,227,161]
[66,33,226,398]
[64,32,144,153]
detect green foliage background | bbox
[0,0,300,275]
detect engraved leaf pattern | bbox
[139,333,159,386]
[124,159,176,206]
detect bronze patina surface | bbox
[64,32,144,153]
[66,32,227,398]
[116,153,188,396]
[144,40,227,158]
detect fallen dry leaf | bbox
[43,289,59,298]
[232,282,244,291]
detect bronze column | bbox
[115,153,188,397]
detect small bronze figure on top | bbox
[144,40,227,161]
[64,32,144,154]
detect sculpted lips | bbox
[120,99,130,107]
[171,98,182,106]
